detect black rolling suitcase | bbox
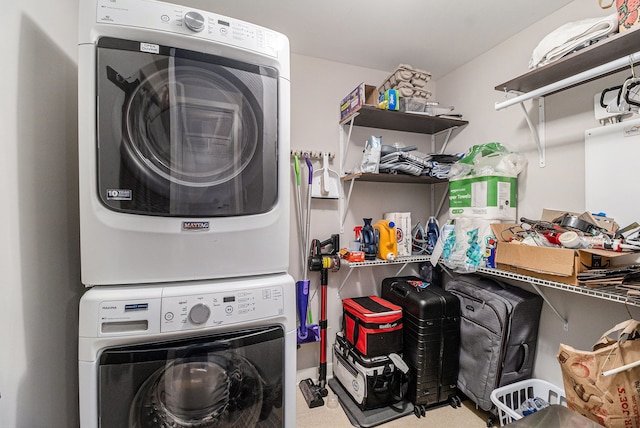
[443,274,543,413]
[381,276,461,416]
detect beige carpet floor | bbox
[296,386,494,428]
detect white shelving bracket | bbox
[340,176,356,233]
[337,268,355,299]
[437,127,456,155]
[339,115,357,173]
[527,281,569,331]
[338,117,357,233]
[517,99,546,168]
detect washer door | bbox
[96,37,279,217]
[98,326,284,427]
[130,354,264,428]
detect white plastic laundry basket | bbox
[490,378,566,426]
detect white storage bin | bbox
[490,378,566,426]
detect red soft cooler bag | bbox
[342,296,403,357]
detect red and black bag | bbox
[342,296,403,357]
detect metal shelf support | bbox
[517,99,546,168]
[527,282,569,331]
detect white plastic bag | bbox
[360,136,382,173]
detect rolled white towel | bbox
[529,13,618,69]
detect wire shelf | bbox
[475,267,640,308]
[340,257,640,309]
[343,255,432,268]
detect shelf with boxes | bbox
[338,104,468,231]
[444,215,640,329]
[336,81,468,296]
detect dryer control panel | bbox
[160,285,285,332]
[95,0,284,58]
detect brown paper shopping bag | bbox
[558,319,640,427]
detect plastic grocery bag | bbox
[441,217,495,273]
[360,136,382,173]
[449,142,527,178]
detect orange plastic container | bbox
[374,219,397,261]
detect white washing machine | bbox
[78,273,296,427]
[78,0,291,286]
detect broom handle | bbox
[303,155,313,277]
[318,268,328,389]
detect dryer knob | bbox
[184,11,205,32]
[188,303,211,325]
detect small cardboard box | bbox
[449,173,517,221]
[377,89,399,111]
[340,83,379,121]
[490,223,627,285]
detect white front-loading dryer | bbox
[78,0,291,286]
[78,273,296,427]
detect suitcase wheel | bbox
[413,404,426,418]
[452,395,461,407]
[448,396,457,409]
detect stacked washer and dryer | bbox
[76,0,295,427]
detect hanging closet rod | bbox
[495,51,640,111]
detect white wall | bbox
[436,0,640,386]
[1,1,81,428]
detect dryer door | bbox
[97,326,284,427]
[96,37,278,217]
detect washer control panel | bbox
[160,285,285,332]
[95,0,283,58]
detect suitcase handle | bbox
[390,281,410,298]
[518,342,529,374]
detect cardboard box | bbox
[490,223,627,285]
[449,174,517,221]
[377,89,399,111]
[383,212,411,257]
[340,83,379,121]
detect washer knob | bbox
[184,11,205,32]
[188,303,211,325]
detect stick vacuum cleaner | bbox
[299,234,340,408]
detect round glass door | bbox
[96,38,279,217]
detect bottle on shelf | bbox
[374,219,397,261]
[361,218,377,261]
[427,216,440,255]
